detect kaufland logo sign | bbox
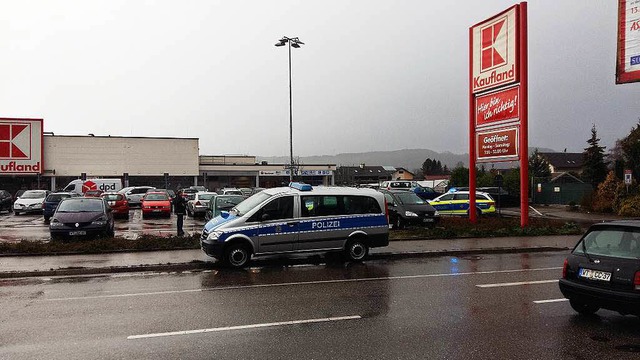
[472,7,518,93]
[0,118,43,174]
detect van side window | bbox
[344,196,382,214]
[301,195,380,217]
[252,196,294,222]
[301,195,340,217]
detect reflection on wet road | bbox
[0,209,206,242]
[1,252,640,359]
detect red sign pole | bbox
[469,27,477,223]
[519,2,529,227]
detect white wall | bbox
[43,136,199,176]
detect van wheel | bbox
[225,243,251,268]
[345,238,368,262]
[569,299,599,315]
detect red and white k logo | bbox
[481,17,507,72]
[0,123,31,159]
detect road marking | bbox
[47,266,562,301]
[476,279,559,288]
[127,315,361,340]
[533,298,568,304]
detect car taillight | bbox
[195,201,201,206]
[42,202,46,209]
[562,258,568,279]
[488,202,495,207]
[634,271,640,290]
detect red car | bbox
[101,192,130,219]
[141,192,171,218]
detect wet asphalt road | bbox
[0,209,206,242]
[1,252,639,359]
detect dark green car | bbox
[204,195,245,221]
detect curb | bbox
[0,246,569,279]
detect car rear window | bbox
[103,194,123,201]
[145,194,168,201]
[574,227,640,259]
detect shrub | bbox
[591,171,620,213]
[618,195,640,217]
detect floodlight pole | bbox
[275,36,304,182]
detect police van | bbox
[200,182,389,267]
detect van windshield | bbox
[232,192,271,216]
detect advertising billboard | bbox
[0,118,43,174]
[475,85,520,127]
[471,5,519,93]
[477,126,519,162]
[617,0,640,84]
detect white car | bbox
[13,190,50,215]
[187,192,217,217]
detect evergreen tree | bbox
[582,124,608,186]
[529,149,551,181]
[421,158,444,175]
[618,120,640,180]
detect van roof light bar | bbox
[289,182,312,191]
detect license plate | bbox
[579,268,611,282]
[153,209,162,212]
[423,218,434,222]
[69,230,87,236]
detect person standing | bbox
[173,190,187,236]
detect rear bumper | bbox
[559,278,640,315]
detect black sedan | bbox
[559,221,640,317]
[379,189,440,229]
[49,197,115,240]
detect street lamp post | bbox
[275,36,304,182]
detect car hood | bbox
[403,203,437,213]
[53,212,104,223]
[204,212,238,232]
[15,198,44,206]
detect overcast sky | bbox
[0,0,638,158]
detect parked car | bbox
[149,188,176,201]
[141,191,172,218]
[0,190,12,213]
[428,191,496,216]
[178,188,199,199]
[559,221,640,317]
[217,188,244,196]
[101,192,130,219]
[379,189,440,229]
[476,187,520,208]
[84,189,104,197]
[379,180,414,190]
[119,186,155,207]
[204,194,245,221]
[186,192,218,217]
[13,190,50,215]
[412,185,441,201]
[49,197,114,240]
[43,192,78,222]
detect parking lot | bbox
[0,210,207,242]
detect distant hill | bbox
[258,147,556,172]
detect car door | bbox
[431,193,455,214]
[252,195,298,254]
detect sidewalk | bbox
[0,235,579,278]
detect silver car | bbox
[118,186,155,207]
[186,192,218,217]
